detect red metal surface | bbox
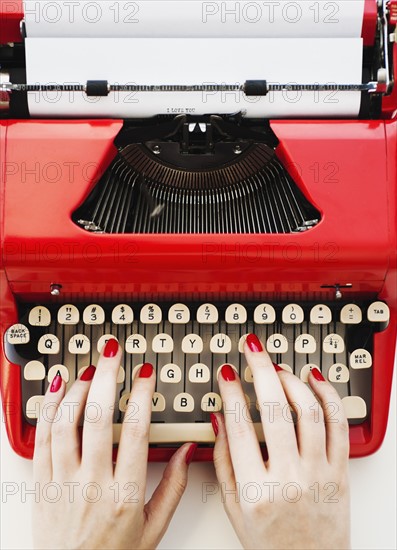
[0,0,23,44]
[362,0,378,46]
[0,120,393,294]
[0,118,396,460]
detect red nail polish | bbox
[80,365,96,381]
[311,367,325,381]
[220,364,236,382]
[139,363,153,378]
[273,362,283,372]
[246,334,263,353]
[103,338,119,358]
[185,443,198,465]
[210,413,219,436]
[50,371,62,393]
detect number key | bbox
[58,304,79,325]
[225,303,247,324]
[254,304,276,324]
[112,304,133,324]
[83,304,105,325]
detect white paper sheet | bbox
[26,37,363,118]
[23,0,365,39]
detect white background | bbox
[1,364,396,550]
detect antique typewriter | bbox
[1,0,396,460]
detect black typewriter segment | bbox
[72,119,320,234]
[4,301,390,446]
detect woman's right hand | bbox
[212,334,351,550]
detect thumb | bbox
[143,443,197,543]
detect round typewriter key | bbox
[201,392,222,412]
[349,349,372,369]
[151,392,166,412]
[181,334,203,354]
[126,334,147,354]
[83,304,105,325]
[299,363,319,383]
[225,303,247,324]
[38,334,60,354]
[210,333,232,354]
[48,364,69,384]
[28,306,51,327]
[341,396,367,420]
[340,304,362,324]
[367,301,390,323]
[6,323,30,344]
[112,304,133,324]
[282,304,304,324]
[173,393,194,412]
[69,334,90,355]
[323,333,345,354]
[152,333,174,353]
[140,303,162,324]
[168,303,190,324]
[58,304,79,325]
[328,363,349,383]
[294,334,316,354]
[196,303,218,324]
[266,333,288,354]
[160,364,182,383]
[254,304,276,324]
[24,360,46,380]
[310,304,332,324]
[188,363,210,383]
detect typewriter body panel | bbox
[1,0,396,460]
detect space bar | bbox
[113,422,265,444]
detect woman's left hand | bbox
[33,338,196,550]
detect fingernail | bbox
[80,365,96,381]
[273,362,283,372]
[220,364,236,382]
[103,338,119,358]
[210,413,219,436]
[311,367,325,381]
[185,443,198,465]
[246,334,263,353]
[50,370,62,392]
[139,363,153,378]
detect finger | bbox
[115,363,155,493]
[33,371,66,483]
[244,334,299,464]
[308,369,350,467]
[51,365,96,478]
[212,413,244,528]
[276,369,327,461]
[81,338,121,474]
[217,364,266,486]
[144,443,196,546]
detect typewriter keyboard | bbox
[4,301,390,444]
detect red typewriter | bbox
[0,0,396,460]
